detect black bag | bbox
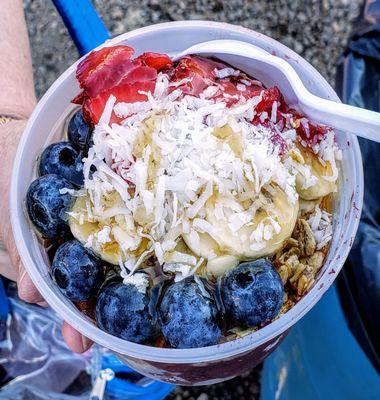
[336,0,380,374]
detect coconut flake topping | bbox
[75,66,339,278]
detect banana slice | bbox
[294,146,337,200]
[68,195,146,265]
[206,255,239,278]
[183,186,299,271]
[299,198,321,213]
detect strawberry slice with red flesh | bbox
[297,119,329,146]
[83,81,155,125]
[171,55,265,101]
[74,46,160,125]
[136,52,173,71]
[170,56,228,96]
[180,55,227,77]
[74,63,157,111]
[281,107,329,146]
[251,87,287,125]
[255,86,287,114]
[72,90,87,105]
[213,78,263,106]
[235,78,263,100]
[76,46,135,98]
[119,65,157,86]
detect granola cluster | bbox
[273,214,329,317]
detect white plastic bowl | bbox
[10,21,363,385]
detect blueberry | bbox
[26,174,75,238]
[158,277,221,348]
[52,240,103,301]
[221,259,283,327]
[96,282,157,343]
[68,110,92,151]
[39,141,84,186]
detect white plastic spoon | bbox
[174,40,380,142]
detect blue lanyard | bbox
[51,0,110,56]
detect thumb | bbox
[62,321,93,353]
[7,237,44,304]
[0,241,16,281]
[17,263,44,304]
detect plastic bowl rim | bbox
[10,20,364,364]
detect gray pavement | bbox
[24,0,360,99]
[22,0,361,398]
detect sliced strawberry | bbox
[119,65,157,86]
[297,120,329,146]
[212,79,241,106]
[185,56,227,77]
[77,45,135,98]
[181,56,218,76]
[283,107,329,146]
[73,45,160,125]
[238,81,264,100]
[255,87,286,114]
[72,91,86,105]
[177,73,209,96]
[211,78,260,105]
[136,52,173,71]
[82,81,155,125]
[77,46,134,81]
[171,57,207,95]
[170,56,228,96]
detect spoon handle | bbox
[301,92,380,142]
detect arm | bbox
[0,0,36,119]
[0,0,35,281]
[0,0,91,353]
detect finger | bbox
[1,212,22,282]
[6,234,44,303]
[0,243,16,281]
[62,321,93,353]
[17,262,44,304]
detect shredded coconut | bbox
[163,262,192,282]
[308,206,333,249]
[59,188,86,196]
[114,101,152,117]
[214,67,240,79]
[76,65,339,283]
[122,272,150,293]
[97,226,111,244]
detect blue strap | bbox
[0,278,10,320]
[102,355,175,400]
[51,0,110,55]
[106,377,174,400]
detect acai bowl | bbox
[11,21,363,385]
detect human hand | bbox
[0,119,93,353]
